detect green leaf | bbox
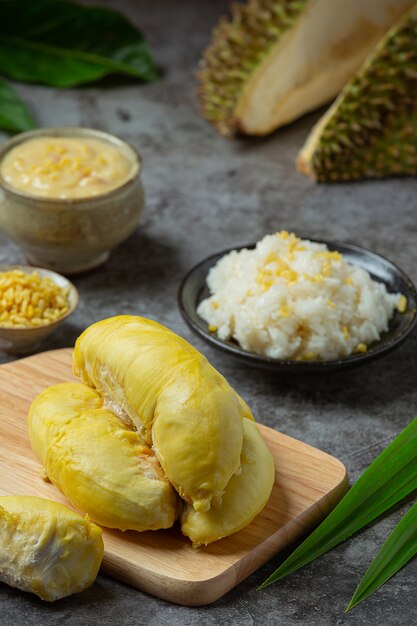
[260,415,417,588]
[346,500,417,611]
[0,0,158,87]
[0,77,37,132]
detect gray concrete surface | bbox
[1,1,416,624]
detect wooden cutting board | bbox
[0,349,348,606]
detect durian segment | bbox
[0,496,103,602]
[297,4,417,182]
[73,316,249,513]
[180,418,275,547]
[28,383,180,531]
[199,0,415,137]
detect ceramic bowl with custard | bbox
[0,127,144,274]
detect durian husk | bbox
[297,4,417,182]
[199,0,308,137]
[198,0,415,137]
[0,496,103,601]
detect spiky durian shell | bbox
[297,4,417,182]
[198,0,308,138]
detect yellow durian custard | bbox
[0,136,134,199]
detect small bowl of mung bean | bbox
[0,266,78,353]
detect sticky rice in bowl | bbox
[197,232,406,362]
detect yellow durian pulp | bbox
[0,496,103,601]
[28,383,180,531]
[73,316,251,512]
[25,316,275,551]
[181,418,275,546]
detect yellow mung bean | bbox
[0,270,69,328]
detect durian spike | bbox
[297,3,417,182]
[198,0,415,137]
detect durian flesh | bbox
[181,418,275,547]
[297,4,417,181]
[73,316,251,513]
[0,496,103,601]
[27,316,274,547]
[28,382,180,531]
[199,0,415,137]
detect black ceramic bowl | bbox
[178,239,417,372]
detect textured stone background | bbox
[1,1,417,624]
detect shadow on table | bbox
[75,229,183,293]
[214,330,417,414]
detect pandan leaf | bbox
[346,500,417,611]
[260,415,417,588]
[0,78,37,132]
[0,0,158,87]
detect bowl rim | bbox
[178,238,417,372]
[0,264,79,333]
[0,127,142,207]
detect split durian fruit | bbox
[297,3,417,181]
[29,316,274,546]
[199,0,415,137]
[0,496,103,601]
[73,315,252,514]
[28,383,180,532]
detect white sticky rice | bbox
[197,232,405,361]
